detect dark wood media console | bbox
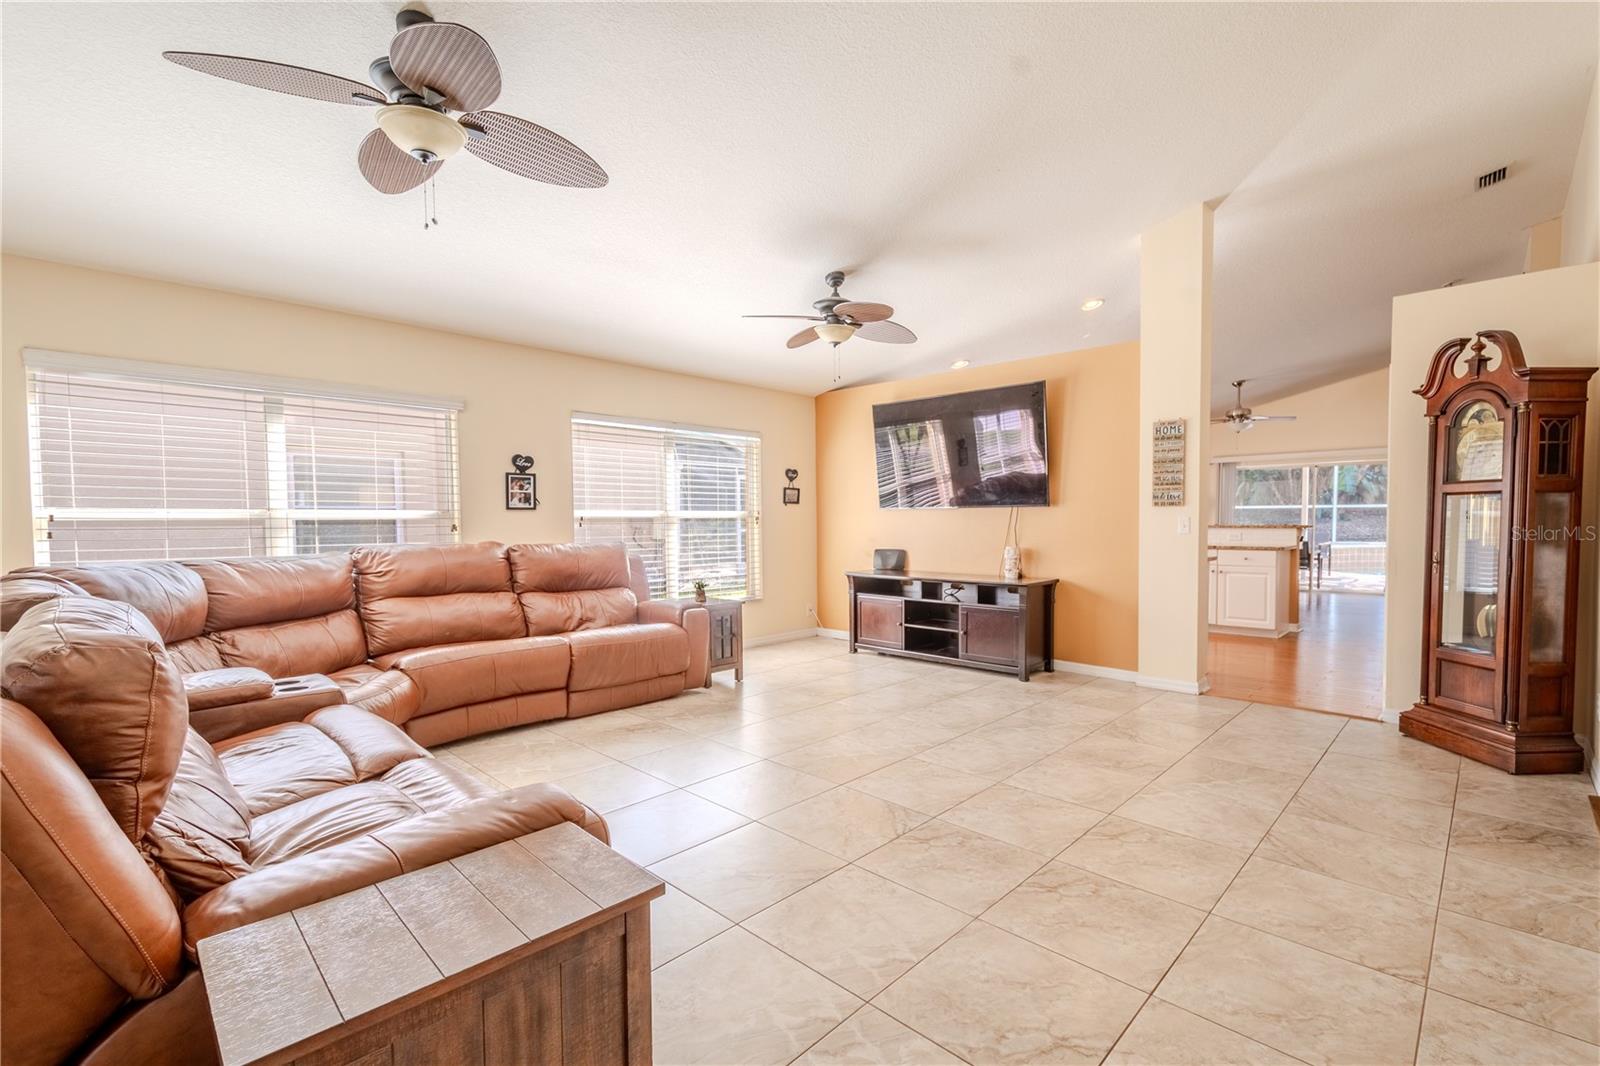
[846,570,1058,680]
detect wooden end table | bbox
[661,597,743,684]
[199,822,664,1066]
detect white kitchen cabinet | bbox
[1207,560,1218,625]
[1210,549,1294,637]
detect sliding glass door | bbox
[1222,459,1388,592]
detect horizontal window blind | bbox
[571,414,762,600]
[25,351,461,565]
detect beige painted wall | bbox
[1138,204,1213,691]
[813,342,1140,672]
[1561,69,1599,267]
[0,255,817,639]
[1385,264,1600,765]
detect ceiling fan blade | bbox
[835,301,893,323]
[358,128,441,194]
[1248,415,1298,423]
[460,111,607,187]
[162,52,383,105]
[389,21,502,113]
[743,315,825,321]
[787,327,820,349]
[854,320,916,344]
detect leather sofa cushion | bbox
[331,664,421,725]
[566,623,689,692]
[301,705,428,779]
[569,674,687,718]
[16,562,208,643]
[519,587,638,637]
[375,636,570,714]
[1,597,187,843]
[214,724,359,817]
[246,780,427,868]
[507,542,631,592]
[145,730,253,900]
[182,667,275,711]
[211,609,369,677]
[1,700,184,1005]
[0,571,85,631]
[165,634,224,673]
[404,692,566,748]
[353,542,524,657]
[186,554,356,631]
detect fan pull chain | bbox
[421,178,440,230]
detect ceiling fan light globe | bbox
[375,104,468,162]
[815,322,858,345]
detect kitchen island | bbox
[1207,525,1303,637]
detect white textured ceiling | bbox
[3,3,1595,403]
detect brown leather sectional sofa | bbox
[2,540,711,745]
[0,541,712,1065]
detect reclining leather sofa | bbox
[1,592,609,1066]
[2,540,710,745]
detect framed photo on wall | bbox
[505,473,537,510]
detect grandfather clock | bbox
[1401,330,1594,774]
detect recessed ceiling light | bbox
[1080,297,1105,311]
[950,360,970,369]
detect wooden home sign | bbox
[1151,419,1186,506]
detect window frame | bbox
[23,348,463,565]
[570,412,764,602]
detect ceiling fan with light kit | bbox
[163,8,606,213]
[1212,379,1298,432]
[744,271,917,382]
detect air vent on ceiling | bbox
[1477,166,1508,190]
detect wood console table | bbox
[199,822,664,1066]
[846,570,1057,680]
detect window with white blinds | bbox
[571,414,762,600]
[24,351,462,565]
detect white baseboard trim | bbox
[817,627,849,641]
[744,627,826,648]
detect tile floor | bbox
[435,637,1600,1066]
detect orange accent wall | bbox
[814,342,1140,671]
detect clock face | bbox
[1448,400,1504,482]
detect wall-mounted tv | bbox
[873,381,1048,508]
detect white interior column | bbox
[1138,203,1214,692]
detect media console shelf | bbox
[846,570,1058,680]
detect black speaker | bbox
[873,548,908,572]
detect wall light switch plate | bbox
[1178,516,1191,535]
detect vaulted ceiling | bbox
[3,2,1594,404]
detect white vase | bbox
[1002,546,1021,582]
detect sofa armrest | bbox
[182,667,275,711]
[183,784,607,954]
[188,674,346,744]
[638,600,710,688]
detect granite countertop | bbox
[1213,544,1299,552]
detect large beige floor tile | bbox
[1440,852,1599,952]
[1256,811,1446,904]
[1228,704,1346,744]
[1429,910,1600,1044]
[1286,774,1453,849]
[770,735,912,785]
[1328,719,1460,773]
[1306,751,1457,806]
[1007,754,1157,812]
[625,737,760,786]
[794,1006,963,1065]
[551,761,674,814]
[713,714,858,757]
[1059,816,1251,908]
[985,862,1205,990]
[1155,917,1424,1066]
[941,783,1105,854]
[1115,787,1281,850]
[653,928,860,1066]
[743,866,969,998]
[761,786,928,861]
[1214,857,1436,983]
[605,789,748,866]
[648,822,843,921]
[1190,732,1326,775]
[1448,807,1600,887]
[1059,732,1185,775]
[1092,713,1218,753]
[1454,776,1600,838]
[459,735,616,783]
[875,921,1147,1066]
[917,729,1054,779]
[686,760,834,818]
[568,718,700,760]
[650,885,732,969]
[851,757,993,815]
[858,819,1045,915]
[1415,990,1600,1066]
[1106,999,1302,1066]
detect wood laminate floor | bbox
[1207,590,1385,718]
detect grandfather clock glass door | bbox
[1429,395,1510,723]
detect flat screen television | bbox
[872,381,1048,508]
